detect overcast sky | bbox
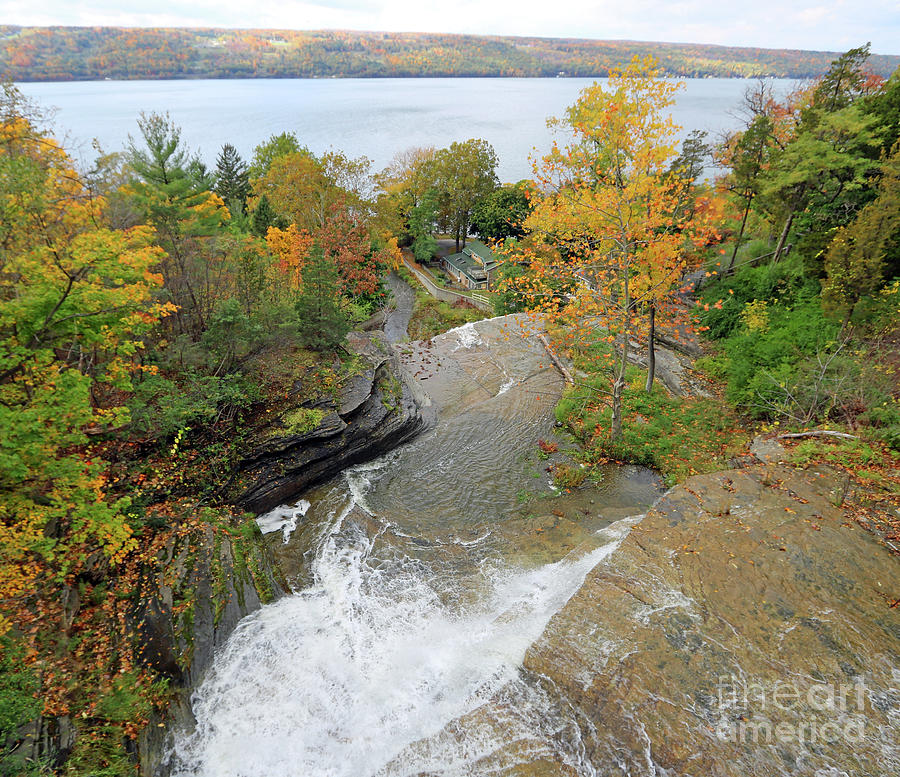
[1,1,898,54]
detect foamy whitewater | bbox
[169,461,640,777]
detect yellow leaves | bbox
[383,235,402,271]
[266,223,314,289]
[741,299,771,333]
[191,190,230,224]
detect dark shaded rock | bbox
[338,369,375,416]
[238,332,432,514]
[131,591,180,679]
[133,523,285,776]
[11,716,76,772]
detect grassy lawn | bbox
[397,265,487,340]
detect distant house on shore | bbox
[441,240,499,290]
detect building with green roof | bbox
[440,240,499,290]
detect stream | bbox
[167,314,664,776]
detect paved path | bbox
[383,271,415,343]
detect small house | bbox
[441,240,499,290]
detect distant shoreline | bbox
[3,26,898,83]
[12,73,799,84]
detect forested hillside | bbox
[2,26,899,81]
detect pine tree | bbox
[251,194,278,237]
[214,143,251,214]
[295,245,349,351]
[126,112,228,337]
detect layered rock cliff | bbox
[238,331,432,514]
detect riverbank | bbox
[548,321,900,553]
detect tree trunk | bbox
[610,369,626,443]
[727,194,754,273]
[644,303,656,393]
[455,228,461,253]
[610,325,629,443]
[772,210,794,264]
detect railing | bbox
[401,257,494,313]
[714,243,793,279]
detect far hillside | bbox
[1,26,899,81]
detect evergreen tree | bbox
[214,143,251,214]
[295,245,349,351]
[251,194,278,237]
[823,147,900,325]
[126,111,227,336]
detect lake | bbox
[17,77,800,182]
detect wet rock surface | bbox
[524,457,899,776]
[238,331,432,514]
[135,525,285,776]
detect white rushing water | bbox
[256,499,311,543]
[169,464,641,777]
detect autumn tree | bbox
[0,87,168,633]
[266,223,314,289]
[374,146,439,249]
[251,150,373,232]
[512,57,717,440]
[433,139,499,251]
[248,130,305,179]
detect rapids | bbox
[166,315,663,776]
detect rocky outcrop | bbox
[524,445,899,776]
[238,331,432,514]
[134,521,285,776]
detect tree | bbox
[812,43,877,113]
[251,151,332,231]
[374,146,438,245]
[250,193,279,237]
[822,146,900,326]
[718,113,775,271]
[510,57,717,440]
[266,223,313,289]
[0,90,169,631]
[248,131,305,179]
[214,143,251,214]
[126,112,229,337]
[471,182,530,241]
[433,139,499,251]
[294,245,350,351]
[670,130,709,185]
[757,46,881,266]
[408,192,439,262]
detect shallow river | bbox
[167,315,663,776]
